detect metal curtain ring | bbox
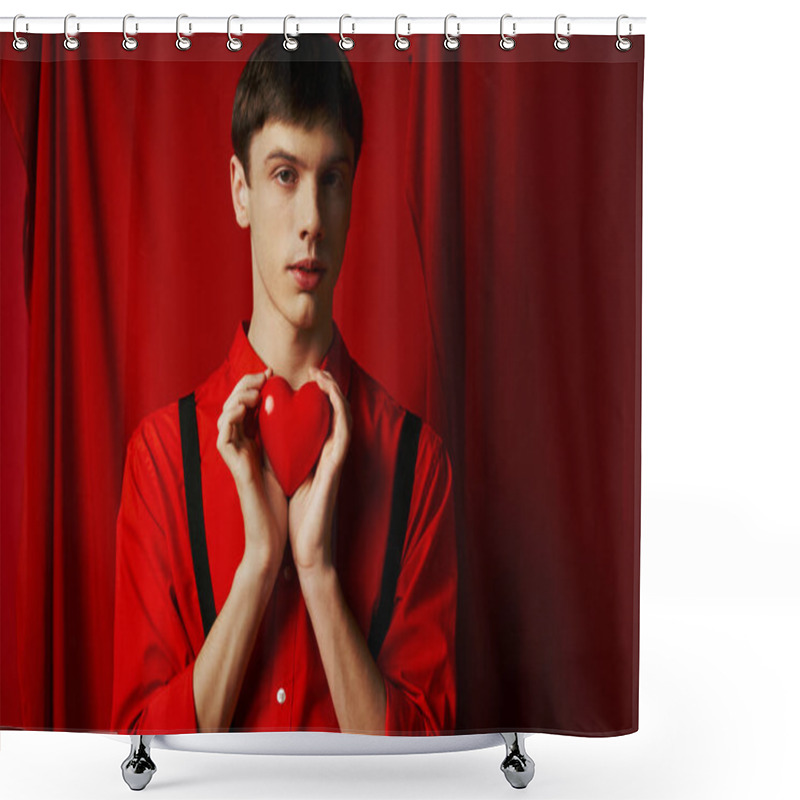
[283,16,299,51]
[227,15,242,51]
[394,15,410,51]
[176,14,191,50]
[554,14,570,51]
[12,14,29,51]
[122,14,138,51]
[444,14,460,51]
[339,15,354,50]
[64,13,79,51]
[616,14,632,51]
[500,14,516,50]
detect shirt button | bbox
[283,565,293,581]
[277,688,287,705]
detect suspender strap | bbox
[367,410,423,662]
[178,393,217,638]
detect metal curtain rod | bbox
[0,16,646,36]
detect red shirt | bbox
[111,321,457,735]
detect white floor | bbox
[2,596,798,799]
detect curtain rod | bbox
[1,16,646,37]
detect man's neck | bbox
[247,310,334,391]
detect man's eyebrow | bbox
[264,149,353,169]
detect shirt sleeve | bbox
[110,421,199,734]
[378,426,458,735]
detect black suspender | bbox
[178,392,422,661]
[367,410,422,661]
[178,393,217,638]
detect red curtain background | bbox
[1,34,642,734]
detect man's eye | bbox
[276,169,296,185]
[323,171,343,187]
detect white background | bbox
[2,0,799,798]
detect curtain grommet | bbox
[394,15,410,50]
[122,14,138,51]
[554,14,570,51]
[444,14,460,51]
[500,14,516,50]
[176,14,191,51]
[283,16,299,51]
[616,15,632,51]
[64,13,79,51]
[227,15,242,51]
[339,15,355,50]
[12,15,29,51]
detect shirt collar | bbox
[226,320,351,398]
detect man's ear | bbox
[230,155,250,229]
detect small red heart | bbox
[258,376,332,497]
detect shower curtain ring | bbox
[227,15,242,51]
[12,15,29,51]
[616,15,632,51]
[444,14,460,51]
[176,14,191,50]
[500,14,516,50]
[394,15,410,50]
[122,15,138,51]
[283,16,299,51]
[339,15,355,50]
[64,13,79,51]
[283,14,300,50]
[553,14,570,51]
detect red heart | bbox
[258,376,332,497]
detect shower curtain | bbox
[1,31,643,736]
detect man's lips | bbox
[288,258,325,273]
[288,259,326,291]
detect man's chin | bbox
[285,296,329,333]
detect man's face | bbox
[231,119,355,332]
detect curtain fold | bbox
[1,89,29,729]
[1,33,642,735]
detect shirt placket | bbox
[271,544,297,727]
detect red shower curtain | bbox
[1,33,643,734]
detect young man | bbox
[111,35,457,736]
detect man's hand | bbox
[288,367,352,575]
[216,369,288,574]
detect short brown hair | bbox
[232,34,364,185]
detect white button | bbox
[277,688,287,705]
[283,565,293,581]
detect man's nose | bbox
[298,180,324,242]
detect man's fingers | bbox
[222,372,268,410]
[223,386,262,414]
[315,369,347,422]
[309,368,351,463]
[331,410,351,465]
[310,367,335,395]
[234,371,268,393]
[217,402,248,438]
[217,370,275,466]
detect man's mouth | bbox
[288,259,326,291]
[288,258,325,274]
